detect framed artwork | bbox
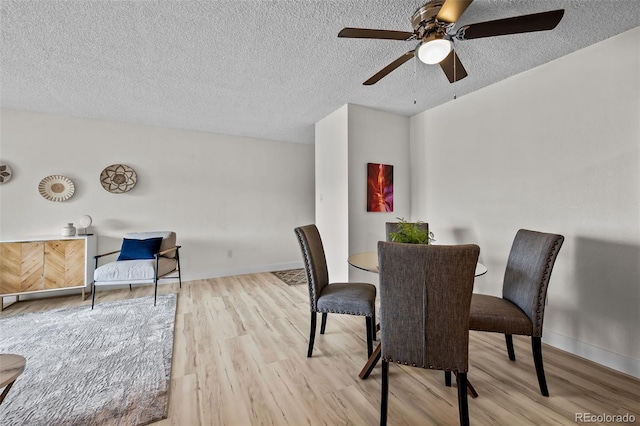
[367,163,393,212]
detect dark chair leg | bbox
[91,283,96,309]
[506,334,516,361]
[371,310,377,342]
[129,284,132,291]
[154,279,159,306]
[380,359,389,426]
[532,336,549,396]
[307,312,317,357]
[456,372,470,426]
[445,371,452,387]
[366,317,373,357]
[92,258,99,308]
[154,256,159,306]
[320,312,328,334]
[176,248,182,288]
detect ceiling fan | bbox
[338,0,564,85]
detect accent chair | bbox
[92,231,181,308]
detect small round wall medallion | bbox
[0,163,13,184]
[100,164,137,193]
[38,175,75,202]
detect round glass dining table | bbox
[348,251,487,277]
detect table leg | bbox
[454,371,479,398]
[359,344,479,398]
[0,380,15,405]
[359,343,381,379]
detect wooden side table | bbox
[0,354,26,405]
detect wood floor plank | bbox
[2,272,639,425]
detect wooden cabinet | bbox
[0,235,96,309]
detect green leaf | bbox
[388,217,435,244]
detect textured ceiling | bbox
[2,1,639,145]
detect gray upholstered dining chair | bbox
[294,224,376,358]
[469,229,564,396]
[378,241,480,426]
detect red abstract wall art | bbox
[367,163,393,212]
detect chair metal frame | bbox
[91,244,182,308]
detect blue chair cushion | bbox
[117,237,163,261]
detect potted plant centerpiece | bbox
[388,218,435,244]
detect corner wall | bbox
[347,105,410,283]
[315,105,350,281]
[315,104,410,283]
[0,109,315,284]
[409,28,640,377]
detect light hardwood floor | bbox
[2,273,639,425]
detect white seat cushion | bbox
[94,257,177,284]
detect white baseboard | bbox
[544,330,640,379]
[179,261,304,282]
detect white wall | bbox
[347,105,410,283]
[0,109,315,284]
[315,105,350,281]
[315,104,410,283]
[410,27,640,377]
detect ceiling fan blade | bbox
[436,0,474,24]
[364,51,415,85]
[439,50,468,83]
[338,27,414,41]
[458,9,564,40]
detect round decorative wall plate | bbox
[0,163,12,184]
[39,175,75,202]
[100,164,137,193]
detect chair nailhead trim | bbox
[295,230,317,310]
[384,358,462,371]
[297,229,375,317]
[533,237,563,337]
[318,309,373,317]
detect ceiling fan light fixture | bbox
[417,34,452,64]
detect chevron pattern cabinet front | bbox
[0,242,45,293]
[0,235,96,310]
[43,239,85,289]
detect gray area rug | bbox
[272,268,307,286]
[0,294,177,426]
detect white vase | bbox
[61,223,76,237]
